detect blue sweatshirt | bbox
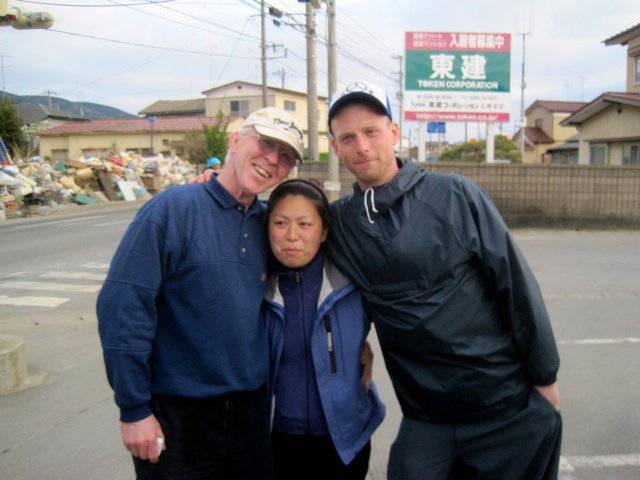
[97,178,270,422]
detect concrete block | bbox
[0,334,28,394]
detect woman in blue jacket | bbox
[262,179,385,480]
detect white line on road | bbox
[82,263,110,269]
[39,271,106,281]
[94,220,132,227]
[44,215,105,226]
[3,215,105,230]
[0,295,70,307]
[561,453,640,471]
[544,291,639,299]
[560,338,640,345]
[0,281,101,293]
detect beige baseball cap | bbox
[241,107,305,164]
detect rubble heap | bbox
[0,152,199,220]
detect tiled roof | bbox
[39,116,233,136]
[546,134,579,152]
[561,92,640,125]
[16,103,89,124]
[525,100,587,116]
[603,22,640,46]
[202,80,328,100]
[524,127,554,144]
[139,98,205,115]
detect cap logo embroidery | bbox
[272,117,303,139]
[344,81,373,95]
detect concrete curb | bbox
[0,198,148,226]
[0,334,28,394]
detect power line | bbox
[17,0,176,7]
[47,28,258,58]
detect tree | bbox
[493,134,522,163]
[202,111,229,164]
[439,135,522,163]
[184,111,229,167]
[0,99,25,157]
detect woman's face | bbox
[268,194,328,269]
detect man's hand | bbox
[534,382,561,412]
[121,414,165,464]
[192,169,214,184]
[360,340,374,390]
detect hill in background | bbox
[0,91,136,120]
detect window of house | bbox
[589,145,607,165]
[534,118,544,128]
[622,144,639,165]
[635,56,640,85]
[81,148,109,159]
[284,100,296,112]
[230,100,250,118]
[51,149,69,162]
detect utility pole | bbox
[260,0,267,107]
[393,54,404,157]
[305,1,319,163]
[518,29,531,159]
[42,89,57,108]
[326,0,339,201]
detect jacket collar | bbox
[204,175,264,216]
[349,158,426,215]
[264,255,353,306]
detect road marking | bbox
[3,215,105,230]
[0,295,70,307]
[0,281,101,293]
[560,338,640,346]
[94,219,132,227]
[561,453,640,471]
[45,215,105,226]
[544,291,640,299]
[39,271,106,281]
[82,262,110,269]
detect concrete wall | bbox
[297,161,640,228]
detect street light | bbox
[148,116,156,155]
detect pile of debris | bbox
[0,152,199,220]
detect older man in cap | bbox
[97,107,304,479]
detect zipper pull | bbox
[323,315,337,374]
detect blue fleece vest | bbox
[272,252,329,435]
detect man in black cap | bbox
[325,81,562,480]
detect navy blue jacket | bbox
[328,159,560,423]
[97,178,270,422]
[262,258,386,464]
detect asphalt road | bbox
[1,203,639,479]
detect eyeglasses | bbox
[246,132,298,170]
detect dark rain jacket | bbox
[327,159,560,423]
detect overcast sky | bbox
[1,0,636,142]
